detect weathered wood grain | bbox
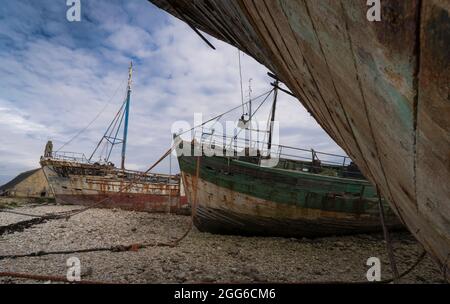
[179,154,403,237]
[149,0,449,276]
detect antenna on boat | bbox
[238,77,253,129]
[121,61,133,170]
[238,50,245,115]
[248,78,253,120]
[267,79,279,152]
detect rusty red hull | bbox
[55,193,189,214]
[40,158,190,214]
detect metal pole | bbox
[168,150,172,214]
[121,62,133,170]
[267,80,279,152]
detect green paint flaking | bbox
[179,155,395,217]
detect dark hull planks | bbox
[179,154,402,238]
[149,0,450,274]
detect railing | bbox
[184,129,363,179]
[48,151,90,164]
[193,130,348,165]
[45,151,179,183]
[118,169,179,184]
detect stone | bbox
[175,272,187,282]
[81,266,93,277]
[201,275,216,282]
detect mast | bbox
[121,61,133,170]
[248,78,253,120]
[267,80,279,152]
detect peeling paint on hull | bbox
[41,159,189,214]
[55,193,187,214]
[179,154,402,238]
[150,0,450,275]
[193,205,400,238]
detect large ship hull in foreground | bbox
[150,0,450,275]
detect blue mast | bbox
[121,62,132,170]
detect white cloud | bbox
[0,1,342,185]
[0,104,49,134]
[107,24,156,58]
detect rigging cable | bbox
[177,89,274,138]
[0,89,275,221]
[0,86,431,284]
[377,186,400,282]
[105,103,126,162]
[55,79,126,153]
[226,89,274,149]
[88,98,127,162]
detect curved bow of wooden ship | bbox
[148,0,449,275]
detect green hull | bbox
[178,153,402,238]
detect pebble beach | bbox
[0,199,445,284]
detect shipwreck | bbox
[148,0,450,276]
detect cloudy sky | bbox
[0,0,344,185]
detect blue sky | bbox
[0,0,343,185]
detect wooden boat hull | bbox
[178,154,402,238]
[150,0,450,275]
[41,159,189,214]
[53,193,188,214]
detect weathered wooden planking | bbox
[179,154,402,238]
[179,153,389,213]
[149,0,450,275]
[417,0,450,270]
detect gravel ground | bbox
[0,201,446,284]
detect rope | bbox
[88,97,127,162]
[0,208,79,220]
[64,144,178,219]
[0,209,54,218]
[0,147,176,221]
[1,90,273,222]
[192,157,201,219]
[0,90,278,276]
[226,89,274,149]
[0,249,427,284]
[377,186,400,283]
[0,160,427,284]
[166,0,216,50]
[177,89,274,138]
[0,240,176,261]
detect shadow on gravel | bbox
[0,218,48,236]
